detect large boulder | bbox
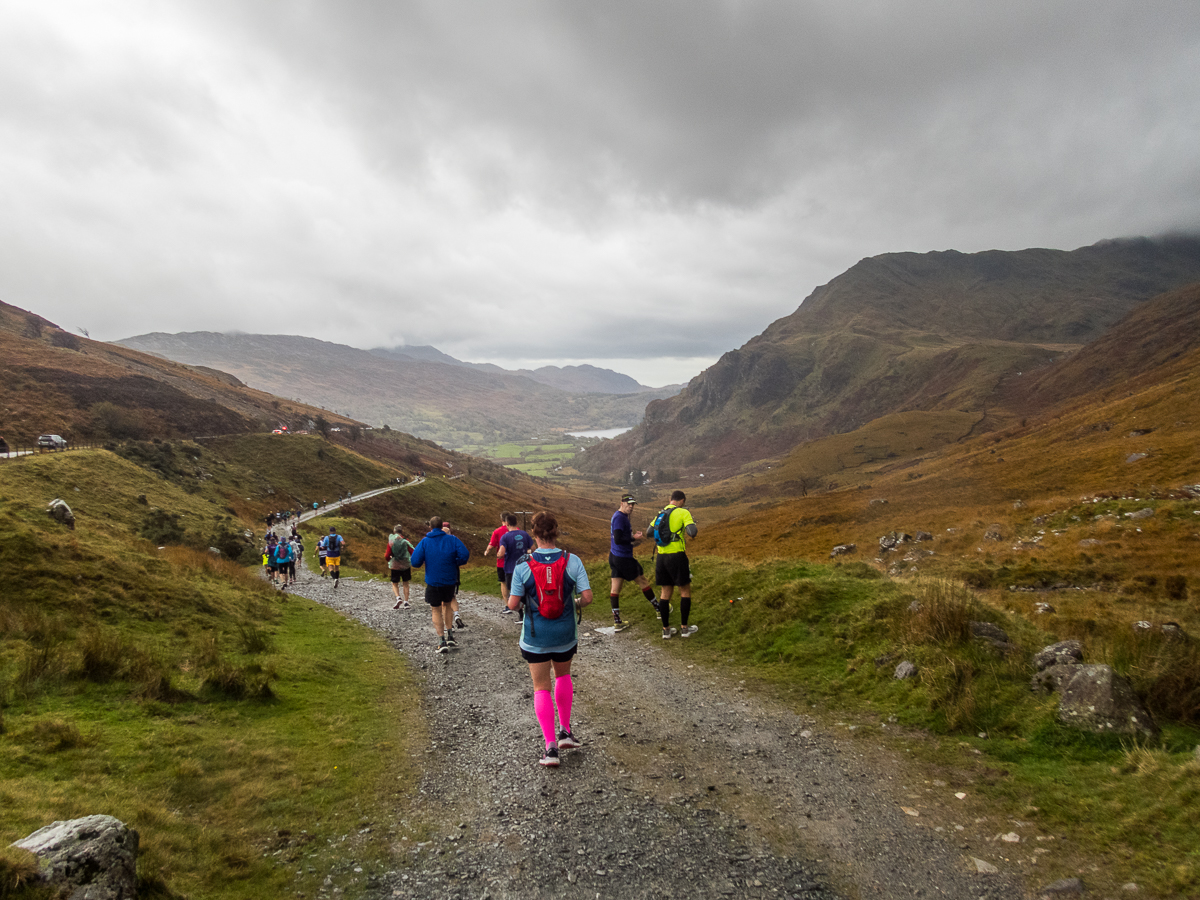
[12,815,138,900]
[1041,664,1159,738]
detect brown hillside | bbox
[0,300,356,444]
[578,236,1200,479]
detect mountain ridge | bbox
[576,235,1200,478]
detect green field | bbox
[456,437,585,477]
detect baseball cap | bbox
[620,494,637,504]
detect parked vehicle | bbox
[36,434,67,450]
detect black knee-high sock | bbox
[609,594,621,619]
[643,587,656,604]
[680,597,691,626]
[661,600,670,629]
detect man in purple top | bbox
[608,494,660,630]
[496,513,533,618]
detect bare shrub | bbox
[237,623,274,655]
[76,626,132,683]
[902,579,974,645]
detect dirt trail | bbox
[288,571,1029,900]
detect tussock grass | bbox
[1,449,425,899]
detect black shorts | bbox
[496,566,505,583]
[424,584,456,607]
[655,551,691,588]
[520,644,578,664]
[504,570,518,590]
[609,553,643,582]
[390,567,412,584]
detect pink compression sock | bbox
[534,690,556,747]
[554,675,573,734]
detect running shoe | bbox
[454,613,466,629]
[662,627,677,640]
[538,747,561,767]
[445,631,457,647]
[436,637,449,654]
[557,729,582,750]
[392,598,403,610]
[399,600,411,609]
[501,607,513,615]
[679,625,698,638]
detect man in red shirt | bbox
[483,511,512,611]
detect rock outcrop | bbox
[12,815,139,900]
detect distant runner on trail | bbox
[410,516,470,654]
[441,521,467,630]
[483,512,511,612]
[386,525,415,610]
[608,494,660,630]
[272,538,294,590]
[323,527,345,588]
[497,514,533,621]
[507,511,593,768]
[653,490,698,640]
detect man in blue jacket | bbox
[411,515,471,653]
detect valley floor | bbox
[285,571,1035,900]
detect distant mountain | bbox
[116,332,681,446]
[369,345,665,393]
[0,300,354,443]
[577,235,1200,478]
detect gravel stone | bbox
[287,569,1026,899]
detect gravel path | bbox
[286,570,1030,900]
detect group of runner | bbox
[474,493,697,767]
[290,491,697,769]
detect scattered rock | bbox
[1133,621,1153,632]
[970,622,1010,646]
[913,531,934,542]
[1126,452,1148,464]
[829,543,857,558]
[879,531,911,551]
[983,525,1004,541]
[1078,539,1101,547]
[12,815,139,900]
[1033,641,1082,671]
[1034,601,1056,614]
[894,661,918,680]
[1054,664,1159,738]
[870,498,889,506]
[47,498,76,531]
[972,857,999,874]
[1125,508,1154,520]
[1012,500,1026,509]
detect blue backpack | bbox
[650,507,677,548]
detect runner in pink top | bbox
[483,511,512,611]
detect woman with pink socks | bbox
[507,511,593,767]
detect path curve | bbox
[282,571,1029,900]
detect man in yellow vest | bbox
[654,490,698,639]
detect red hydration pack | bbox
[526,552,572,620]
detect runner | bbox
[653,490,699,639]
[317,531,329,576]
[323,527,345,588]
[410,516,470,654]
[272,537,294,590]
[507,511,593,767]
[483,512,511,612]
[289,533,303,584]
[496,514,533,621]
[386,525,415,609]
[441,521,467,630]
[608,493,660,630]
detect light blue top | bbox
[511,549,591,654]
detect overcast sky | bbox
[2,1,1198,386]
